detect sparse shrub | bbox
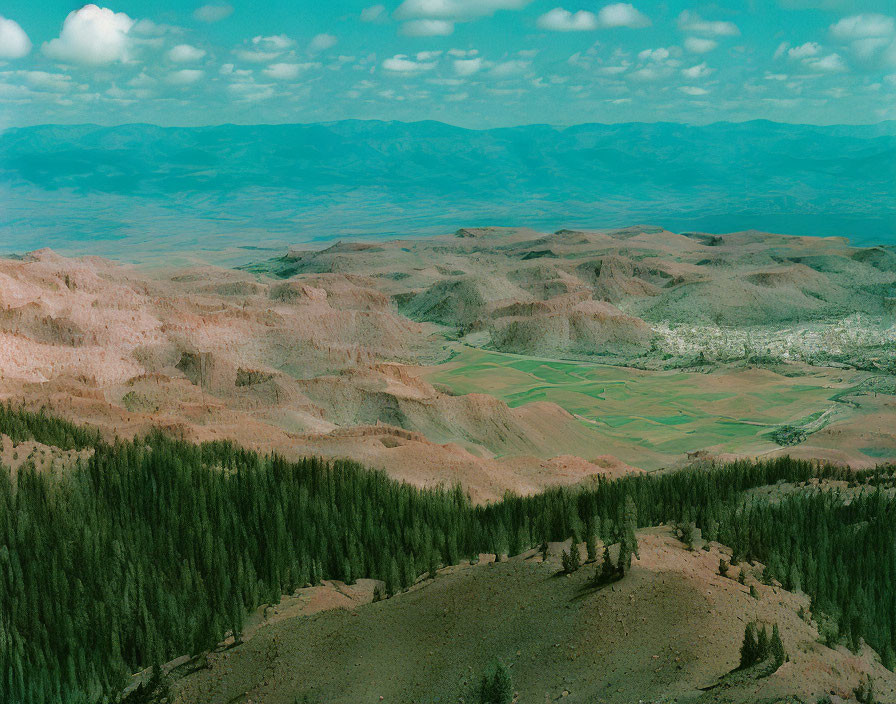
[477,659,513,704]
[854,675,877,704]
[750,585,759,599]
[719,559,729,577]
[674,521,694,550]
[738,570,746,585]
[561,545,580,574]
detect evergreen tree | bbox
[740,623,759,668]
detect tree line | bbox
[0,402,894,702]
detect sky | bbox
[0,0,894,128]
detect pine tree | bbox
[740,623,759,668]
[770,623,786,669]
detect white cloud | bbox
[401,19,454,35]
[382,54,437,72]
[537,9,598,32]
[394,0,531,21]
[128,71,156,87]
[629,65,672,81]
[679,85,708,95]
[309,33,337,53]
[681,62,712,79]
[263,62,308,79]
[445,91,468,101]
[43,5,135,66]
[448,48,478,57]
[489,59,529,77]
[596,3,650,29]
[361,4,386,22]
[805,52,846,72]
[228,81,275,101]
[0,16,32,59]
[416,50,442,61]
[166,69,204,85]
[254,34,294,50]
[597,64,628,75]
[194,4,233,23]
[684,36,716,53]
[130,19,175,37]
[638,47,670,62]
[677,10,738,36]
[830,14,894,40]
[168,44,206,63]
[788,42,821,59]
[235,49,280,62]
[453,57,482,75]
[773,41,789,60]
[12,70,73,92]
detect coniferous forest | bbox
[1,403,896,703]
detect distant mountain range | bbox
[2,119,894,259]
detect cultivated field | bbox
[426,346,893,469]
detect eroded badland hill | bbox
[1,226,893,501]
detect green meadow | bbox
[426,346,866,467]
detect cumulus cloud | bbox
[453,57,482,75]
[629,65,671,81]
[0,16,31,59]
[537,9,598,32]
[677,11,739,36]
[448,48,478,57]
[382,54,437,72]
[309,33,337,53]
[538,3,647,31]
[168,44,206,63]
[166,68,204,85]
[394,0,531,21]
[684,36,716,53]
[395,0,531,35]
[194,4,233,23]
[361,4,386,22]
[401,19,454,35]
[43,5,135,66]
[830,14,894,40]
[596,3,650,29]
[638,47,670,62]
[255,34,295,51]
[679,85,708,95]
[681,62,712,79]
[788,42,821,59]
[805,52,846,72]
[228,81,275,101]
[489,59,529,77]
[263,62,316,79]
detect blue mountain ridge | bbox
[1,119,894,258]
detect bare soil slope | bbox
[169,528,895,704]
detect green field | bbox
[426,346,868,468]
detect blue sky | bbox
[0,0,894,128]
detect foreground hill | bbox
[3,405,896,704]
[171,529,896,704]
[2,120,895,258]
